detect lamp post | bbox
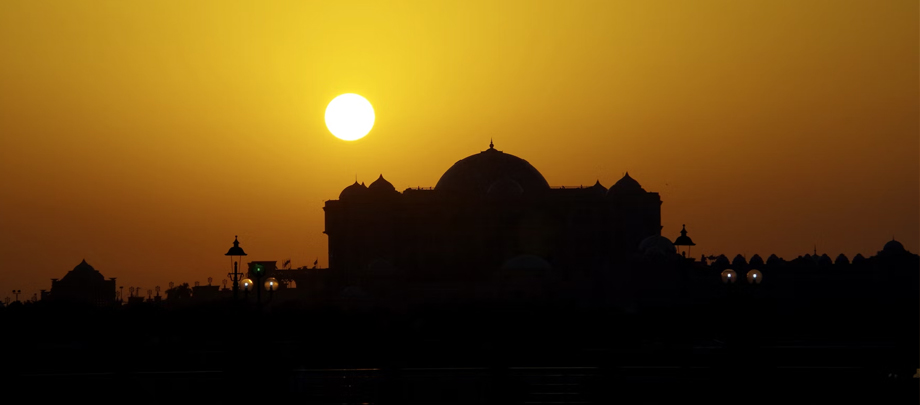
[746,269,763,285]
[241,278,253,300]
[264,277,279,303]
[251,263,266,306]
[225,236,248,299]
[674,224,696,258]
[12,290,21,302]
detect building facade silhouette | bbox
[324,144,662,284]
[47,259,116,306]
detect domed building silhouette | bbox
[48,260,117,306]
[324,144,663,284]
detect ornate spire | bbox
[489,138,494,149]
[225,235,247,256]
[674,224,695,247]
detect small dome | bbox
[639,235,676,256]
[766,254,783,266]
[339,181,368,200]
[883,239,905,253]
[852,253,866,264]
[749,254,764,268]
[712,254,730,268]
[607,172,647,196]
[368,174,398,195]
[818,254,833,266]
[835,254,849,265]
[732,254,747,269]
[487,177,524,196]
[589,180,607,194]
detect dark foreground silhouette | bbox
[2,290,916,403]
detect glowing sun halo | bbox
[325,93,375,141]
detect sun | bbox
[325,93,375,141]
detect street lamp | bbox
[264,277,279,302]
[11,290,21,302]
[674,224,696,258]
[721,269,738,285]
[241,278,253,300]
[264,277,279,292]
[746,269,763,285]
[225,236,248,299]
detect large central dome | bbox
[435,143,550,194]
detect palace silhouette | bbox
[325,142,661,283]
[28,143,918,311]
[8,144,918,402]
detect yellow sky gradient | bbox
[1,1,917,297]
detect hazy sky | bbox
[1,1,917,298]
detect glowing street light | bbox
[721,269,737,285]
[747,269,763,285]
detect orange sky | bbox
[1,1,917,298]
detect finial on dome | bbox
[489,138,494,149]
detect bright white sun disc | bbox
[325,93,375,141]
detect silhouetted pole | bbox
[233,263,239,298]
[250,263,266,308]
[12,290,21,302]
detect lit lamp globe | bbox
[264,277,279,291]
[747,269,763,285]
[241,279,253,292]
[721,269,738,284]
